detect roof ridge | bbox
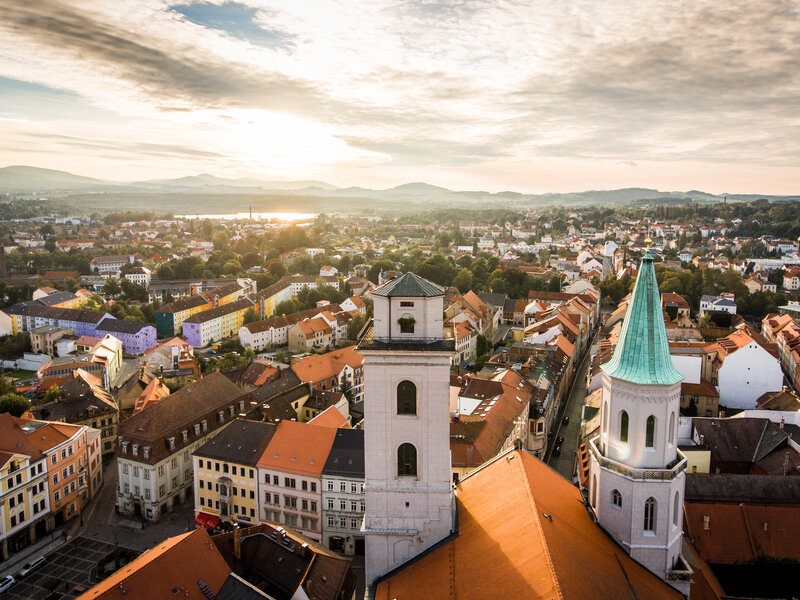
[515,452,563,599]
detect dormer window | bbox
[143,447,150,459]
[194,424,200,436]
[218,411,224,423]
[181,430,188,442]
[201,419,207,432]
[239,400,245,413]
[122,441,130,454]
[229,406,235,416]
[168,437,175,451]
[132,444,139,456]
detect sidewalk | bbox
[0,531,68,579]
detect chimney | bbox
[233,524,241,560]
[780,416,785,430]
[703,514,710,531]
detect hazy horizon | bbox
[1,1,798,195]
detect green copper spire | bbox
[601,251,683,386]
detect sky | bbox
[0,0,798,193]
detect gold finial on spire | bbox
[645,222,652,248]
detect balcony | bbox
[588,437,687,481]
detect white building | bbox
[707,328,785,410]
[587,249,692,596]
[321,428,365,556]
[699,294,737,315]
[124,266,152,288]
[358,272,455,587]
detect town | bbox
[0,198,798,599]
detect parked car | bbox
[556,436,564,445]
[562,416,570,425]
[553,444,562,457]
[0,576,15,592]
[18,556,45,577]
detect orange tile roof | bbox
[76,528,231,600]
[375,450,681,600]
[297,316,332,338]
[257,420,337,477]
[308,405,350,429]
[0,414,45,459]
[27,421,82,452]
[291,346,363,385]
[134,377,171,414]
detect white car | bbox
[18,555,45,577]
[0,575,15,592]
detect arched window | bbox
[612,489,622,508]
[673,492,680,527]
[397,443,417,477]
[644,497,657,532]
[591,475,597,507]
[397,381,417,415]
[398,313,416,334]
[619,411,629,443]
[645,416,656,448]
[603,402,608,432]
[669,412,675,446]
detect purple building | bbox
[94,319,157,355]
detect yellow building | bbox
[192,420,277,530]
[0,415,52,561]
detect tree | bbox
[43,385,61,404]
[267,261,287,278]
[222,260,243,275]
[339,377,355,402]
[242,308,260,325]
[120,279,149,302]
[452,268,473,293]
[274,350,289,364]
[0,393,29,417]
[243,347,256,362]
[156,264,174,280]
[102,278,122,297]
[347,313,368,340]
[476,334,491,357]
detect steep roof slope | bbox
[602,251,683,385]
[375,450,681,600]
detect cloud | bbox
[0,0,797,190]
[169,1,295,49]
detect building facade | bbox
[358,272,456,586]
[321,428,365,556]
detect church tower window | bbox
[619,411,629,443]
[612,489,622,508]
[397,443,417,477]
[397,381,417,415]
[644,497,656,532]
[668,412,676,446]
[645,416,656,448]
[673,492,680,527]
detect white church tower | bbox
[588,243,692,595]
[358,272,455,588]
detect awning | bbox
[194,512,220,529]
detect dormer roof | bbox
[371,272,443,298]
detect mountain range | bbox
[0,165,796,209]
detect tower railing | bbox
[588,437,687,480]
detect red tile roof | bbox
[375,450,681,600]
[76,528,231,600]
[256,420,337,477]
